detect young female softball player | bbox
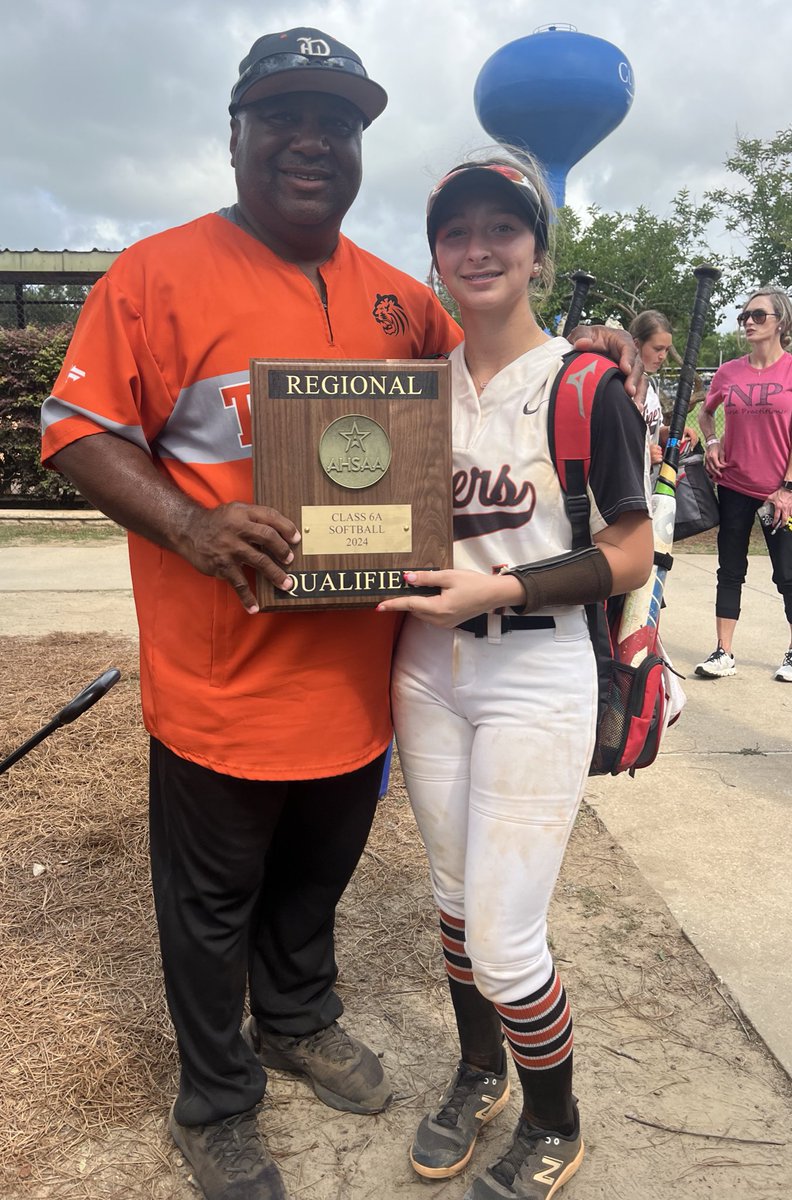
[629,309,699,465]
[377,155,653,1199]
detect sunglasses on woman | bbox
[737,308,779,326]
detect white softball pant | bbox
[391,609,598,1005]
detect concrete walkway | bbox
[1,541,136,636]
[2,526,791,1076]
[587,550,792,1078]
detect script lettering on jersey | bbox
[724,382,785,408]
[220,381,252,448]
[452,464,536,539]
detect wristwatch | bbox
[782,481,792,492]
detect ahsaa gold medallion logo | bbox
[318,414,392,490]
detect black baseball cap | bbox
[426,162,550,254]
[229,27,388,126]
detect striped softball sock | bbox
[495,967,573,1071]
[439,909,474,984]
[438,911,506,1069]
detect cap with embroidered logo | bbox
[229,28,388,126]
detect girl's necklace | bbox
[466,361,494,391]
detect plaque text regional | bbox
[251,359,452,610]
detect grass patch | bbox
[674,526,769,555]
[0,517,771,557]
[0,521,126,547]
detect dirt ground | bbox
[1,633,791,1200]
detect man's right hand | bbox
[179,502,300,613]
[51,435,300,614]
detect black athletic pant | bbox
[149,737,386,1126]
[716,484,792,622]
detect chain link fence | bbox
[0,283,90,330]
[656,367,723,437]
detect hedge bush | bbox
[0,325,84,504]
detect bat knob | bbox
[693,264,721,283]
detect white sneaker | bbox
[695,646,736,678]
[775,650,792,682]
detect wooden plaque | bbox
[251,358,453,610]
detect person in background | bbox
[378,154,653,1200]
[696,286,792,681]
[630,309,698,465]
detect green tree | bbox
[698,328,745,369]
[706,128,792,288]
[538,192,732,355]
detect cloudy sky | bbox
[2,0,788,294]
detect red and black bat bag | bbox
[548,351,678,777]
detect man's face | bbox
[230,91,364,238]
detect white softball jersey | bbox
[449,336,652,586]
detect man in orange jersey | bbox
[43,29,446,1200]
[42,26,641,1200]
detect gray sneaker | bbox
[241,1016,392,1115]
[410,1057,510,1180]
[168,1103,287,1200]
[695,645,736,678]
[775,649,792,682]
[465,1109,583,1200]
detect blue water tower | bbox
[474,24,634,207]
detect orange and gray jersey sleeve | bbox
[41,272,171,466]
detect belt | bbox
[456,613,556,638]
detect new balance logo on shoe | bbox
[67,365,85,382]
[533,1154,563,1184]
[474,1093,499,1121]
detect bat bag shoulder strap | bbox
[548,350,667,778]
[547,350,620,553]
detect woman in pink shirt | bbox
[696,286,792,681]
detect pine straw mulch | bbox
[0,632,447,1195]
[2,633,792,1200]
[0,636,171,1187]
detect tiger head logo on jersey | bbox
[372,294,408,336]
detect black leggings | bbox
[716,484,792,622]
[149,738,385,1126]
